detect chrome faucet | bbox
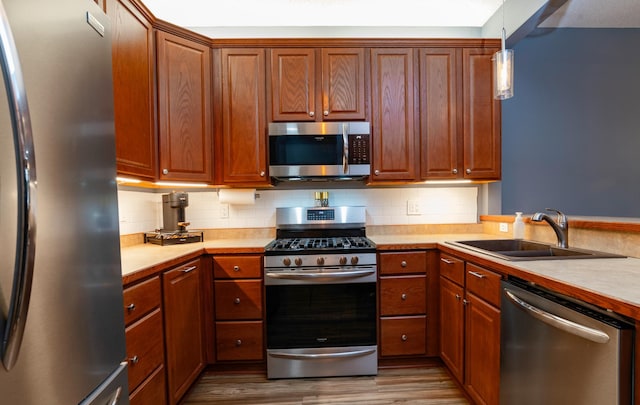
[531,208,569,248]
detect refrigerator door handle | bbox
[504,289,610,344]
[0,0,38,371]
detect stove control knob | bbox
[294,257,303,266]
[283,258,291,266]
[339,256,348,265]
[317,257,325,265]
[351,256,359,265]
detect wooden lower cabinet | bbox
[212,255,265,362]
[163,258,206,405]
[129,365,167,405]
[123,276,166,405]
[439,253,501,405]
[379,250,436,359]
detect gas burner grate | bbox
[266,236,375,252]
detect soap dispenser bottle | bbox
[513,212,525,239]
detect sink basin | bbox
[446,239,626,261]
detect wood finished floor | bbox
[180,366,470,404]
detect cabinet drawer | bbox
[213,255,262,279]
[380,276,426,316]
[129,364,167,405]
[380,316,426,356]
[466,263,502,308]
[439,254,464,285]
[379,251,427,275]
[125,308,164,393]
[215,280,263,320]
[216,321,264,361]
[123,276,161,326]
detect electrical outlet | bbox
[220,203,229,218]
[499,222,509,232]
[407,199,421,216]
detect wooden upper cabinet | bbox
[156,31,213,183]
[419,48,459,180]
[462,48,501,180]
[269,48,366,122]
[321,48,366,120]
[370,48,418,182]
[270,48,315,121]
[107,0,156,181]
[217,48,269,185]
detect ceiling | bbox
[139,0,640,39]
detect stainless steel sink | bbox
[446,239,626,261]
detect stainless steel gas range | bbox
[264,206,378,379]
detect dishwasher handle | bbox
[504,288,610,344]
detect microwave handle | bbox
[342,123,348,174]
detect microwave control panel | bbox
[348,135,370,164]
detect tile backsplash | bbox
[117,186,479,235]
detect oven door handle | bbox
[268,348,376,360]
[266,268,375,280]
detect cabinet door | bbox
[219,48,268,184]
[439,276,464,383]
[465,292,500,405]
[163,259,205,405]
[370,48,418,181]
[157,31,213,182]
[419,48,459,179]
[270,48,316,121]
[321,48,366,120]
[462,48,501,180]
[106,0,156,180]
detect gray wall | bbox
[501,28,640,217]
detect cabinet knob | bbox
[463,299,469,305]
[455,294,461,300]
[260,171,265,177]
[401,334,408,342]
[323,110,329,116]
[126,303,135,311]
[374,170,380,176]
[309,111,315,117]
[400,260,407,268]
[233,265,240,272]
[452,168,458,174]
[236,339,242,346]
[162,168,169,175]
[234,298,241,304]
[466,168,471,174]
[401,293,407,301]
[129,355,139,365]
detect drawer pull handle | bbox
[182,266,196,273]
[469,271,485,279]
[401,293,407,300]
[400,261,407,268]
[233,265,240,272]
[129,355,139,365]
[440,258,454,265]
[234,298,241,304]
[126,303,135,311]
[401,334,408,342]
[236,339,242,346]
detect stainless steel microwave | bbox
[268,122,371,180]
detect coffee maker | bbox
[161,191,190,232]
[145,191,203,245]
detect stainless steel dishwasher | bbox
[500,277,634,405]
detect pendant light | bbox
[493,0,514,100]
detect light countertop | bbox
[121,233,640,319]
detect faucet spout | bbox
[531,208,569,248]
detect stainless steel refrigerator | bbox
[0,0,128,404]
